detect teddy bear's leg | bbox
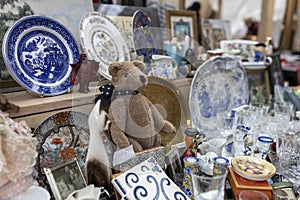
[127,137,144,152]
[110,123,131,148]
[153,134,162,147]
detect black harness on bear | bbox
[95,83,140,113]
[111,89,139,102]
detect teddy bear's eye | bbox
[123,72,128,77]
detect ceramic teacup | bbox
[149,54,178,79]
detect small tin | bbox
[213,156,230,168]
[183,156,200,198]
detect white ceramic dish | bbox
[15,185,50,200]
[242,62,267,70]
[2,15,80,96]
[231,156,276,181]
[66,185,101,200]
[79,12,130,80]
[189,56,249,131]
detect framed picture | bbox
[165,146,183,178]
[201,23,214,50]
[246,68,270,106]
[201,19,231,49]
[44,158,87,200]
[165,10,198,45]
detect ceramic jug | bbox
[149,54,178,80]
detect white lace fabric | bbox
[0,112,38,198]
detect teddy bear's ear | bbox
[133,61,146,72]
[109,62,122,76]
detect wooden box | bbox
[228,167,273,200]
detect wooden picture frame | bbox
[44,158,87,200]
[165,10,198,45]
[246,68,270,106]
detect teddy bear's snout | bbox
[139,75,146,84]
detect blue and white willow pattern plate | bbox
[2,15,80,96]
[112,157,190,200]
[189,56,249,131]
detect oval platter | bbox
[231,156,276,181]
[2,15,80,96]
[189,56,249,131]
[79,12,130,80]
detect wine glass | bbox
[257,135,273,159]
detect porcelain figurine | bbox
[70,54,100,93]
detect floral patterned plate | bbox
[189,56,249,131]
[2,15,80,96]
[33,111,89,191]
[79,12,130,80]
[132,10,157,74]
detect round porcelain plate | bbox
[189,56,249,130]
[231,156,276,181]
[33,111,89,192]
[79,12,130,80]
[2,15,80,96]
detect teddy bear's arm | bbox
[109,99,130,148]
[146,98,176,134]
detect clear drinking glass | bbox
[191,166,228,200]
[257,135,273,159]
[269,152,291,182]
[274,102,295,121]
[233,110,257,157]
[239,190,269,200]
[273,189,289,200]
[216,111,235,138]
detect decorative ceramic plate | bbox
[142,76,190,146]
[33,111,89,190]
[2,15,80,96]
[79,12,130,80]
[242,62,267,70]
[189,56,249,130]
[231,156,276,181]
[132,10,157,73]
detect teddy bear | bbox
[108,61,176,152]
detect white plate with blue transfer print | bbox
[79,12,130,80]
[2,15,80,96]
[189,56,249,131]
[112,157,190,200]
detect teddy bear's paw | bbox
[163,121,176,134]
[128,137,144,152]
